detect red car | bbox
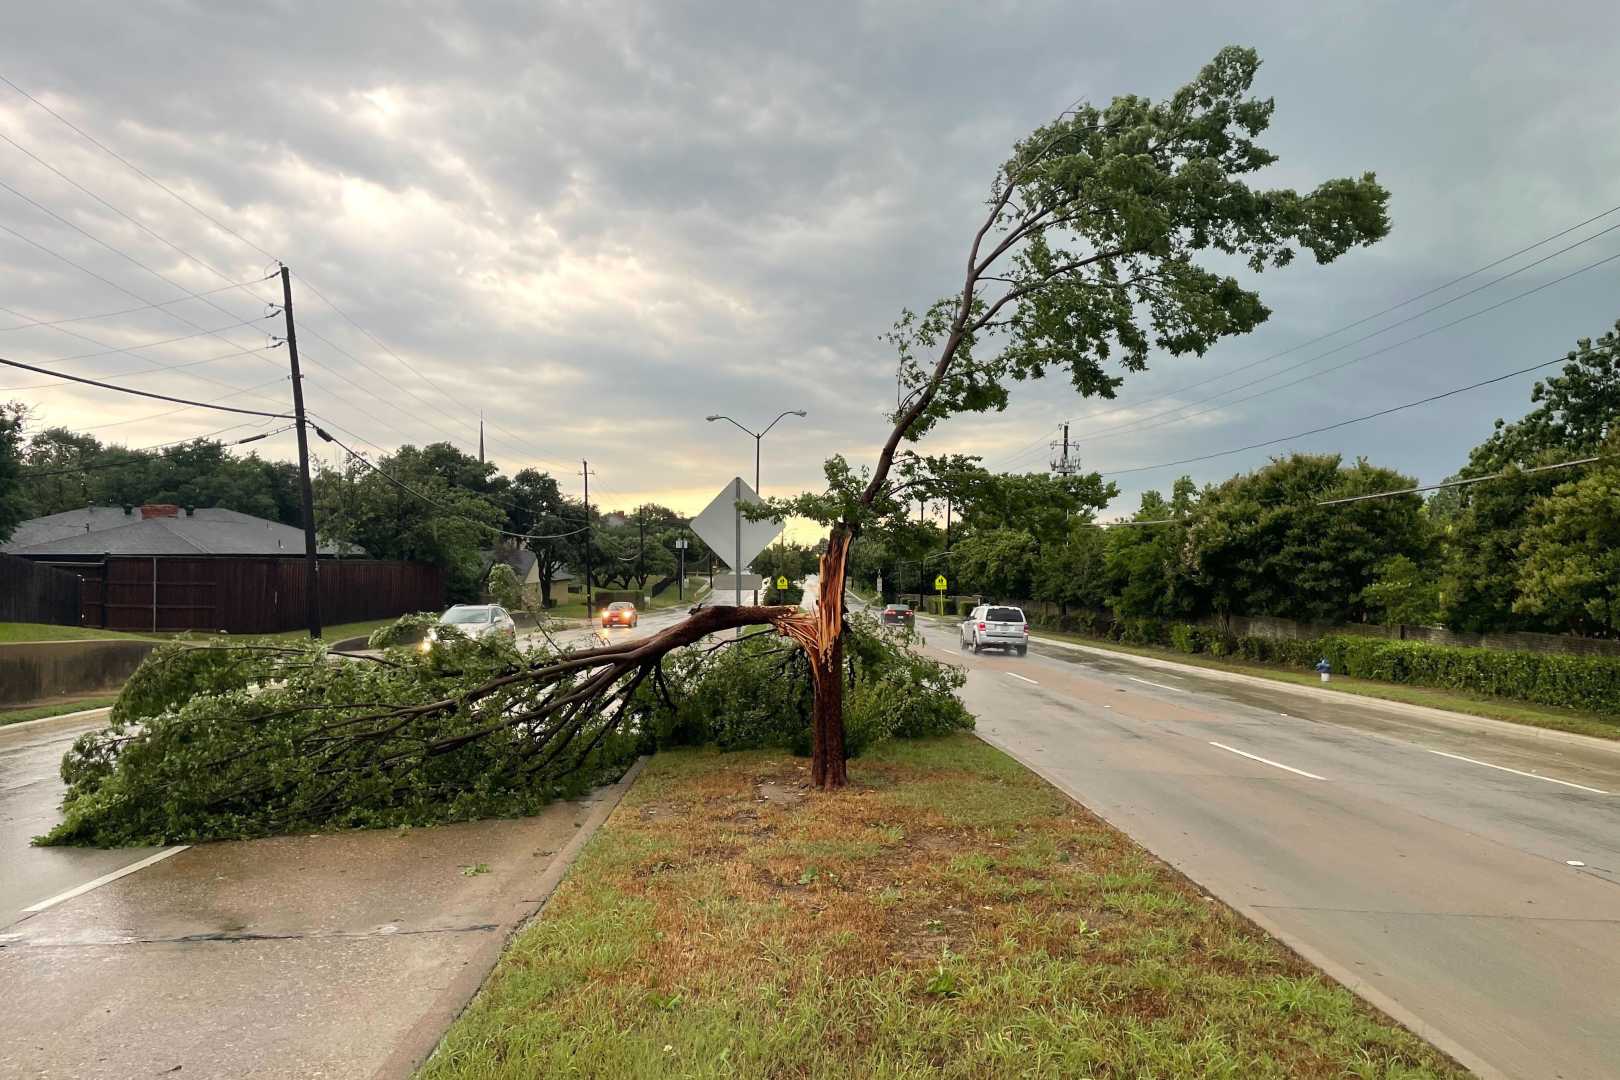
[601,601,639,628]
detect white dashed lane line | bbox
[1426,749,1608,795]
[1209,741,1326,781]
[1003,671,1039,685]
[1128,676,1185,693]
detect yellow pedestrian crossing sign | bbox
[775,575,790,590]
[934,574,948,592]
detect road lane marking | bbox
[20,846,190,914]
[1003,671,1039,685]
[1129,676,1184,693]
[1208,742,1326,780]
[1425,749,1608,795]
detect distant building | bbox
[478,543,574,608]
[3,504,358,558]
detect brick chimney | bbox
[139,504,181,519]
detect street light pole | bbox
[706,409,807,605]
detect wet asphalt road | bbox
[917,620,1620,1080]
[0,607,691,932]
[0,611,681,1079]
[0,715,158,927]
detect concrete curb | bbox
[972,729,1502,1080]
[1028,631,1620,758]
[372,755,650,1080]
[0,705,112,738]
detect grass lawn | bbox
[0,623,153,643]
[1028,627,1620,741]
[420,736,1460,1079]
[0,695,118,727]
[261,618,403,644]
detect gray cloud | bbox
[2,0,1618,524]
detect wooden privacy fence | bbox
[61,556,444,634]
[0,554,82,626]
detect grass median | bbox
[420,735,1460,1079]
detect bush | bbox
[1059,611,1620,717]
[657,614,973,757]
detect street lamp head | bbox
[790,410,807,417]
[705,415,722,422]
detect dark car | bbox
[601,600,639,628]
[880,603,915,627]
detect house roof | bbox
[2,506,355,557]
[479,547,573,583]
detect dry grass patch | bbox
[421,735,1463,1079]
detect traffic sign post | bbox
[690,477,783,634]
[934,574,948,593]
[775,575,790,591]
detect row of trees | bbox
[853,321,1619,638]
[0,410,768,606]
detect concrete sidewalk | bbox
[0,764,641,1080]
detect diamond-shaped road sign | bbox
[690,477,782,573]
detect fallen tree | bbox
[45,46,1391,843]
[44,611,971,846]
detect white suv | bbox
[960,605,1029,656]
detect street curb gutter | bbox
[372,755,649,1080]
[0,705,112,738]
[972,729,1503,1080]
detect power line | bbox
[2,75,572,472]
[1096,349,1580,478]
[1101,454,1611,526]
[0,73,280,264]
[67,376,289,432]
[290,272,572,467]
[0,340,276,391]
[1065,233,1620,448]
[0,354,291,417]
[314,428,592,542]
[0,275,275,332]
[0,127,278,304]
[18,423,294,476]
[986,203,1620,470]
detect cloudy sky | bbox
[2,1,1617,531]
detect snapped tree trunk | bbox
[779,525,853,789]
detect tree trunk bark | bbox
[803,525,853,789]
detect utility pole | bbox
[279,265,321,639]
[580,461,594,613]
[479,412,485,464]
[675,537,688,601]
[1050,422,1078,476]
[637,505,645,596]
[917,497,926,610]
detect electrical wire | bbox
[1100,453,1611,526]
[1064,240,1620,449]
[66,377,289,432]
[0,340,277,391]
[0,275,276,332]
[18,423,294,477]
[986,203,1620,470]
[1097,350,1583,478]
[1,74,576,472]
[314,428,593,542]
[0,354,291,417]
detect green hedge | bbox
[1098,619,1620,717]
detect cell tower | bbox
[1050,423,1080,476]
